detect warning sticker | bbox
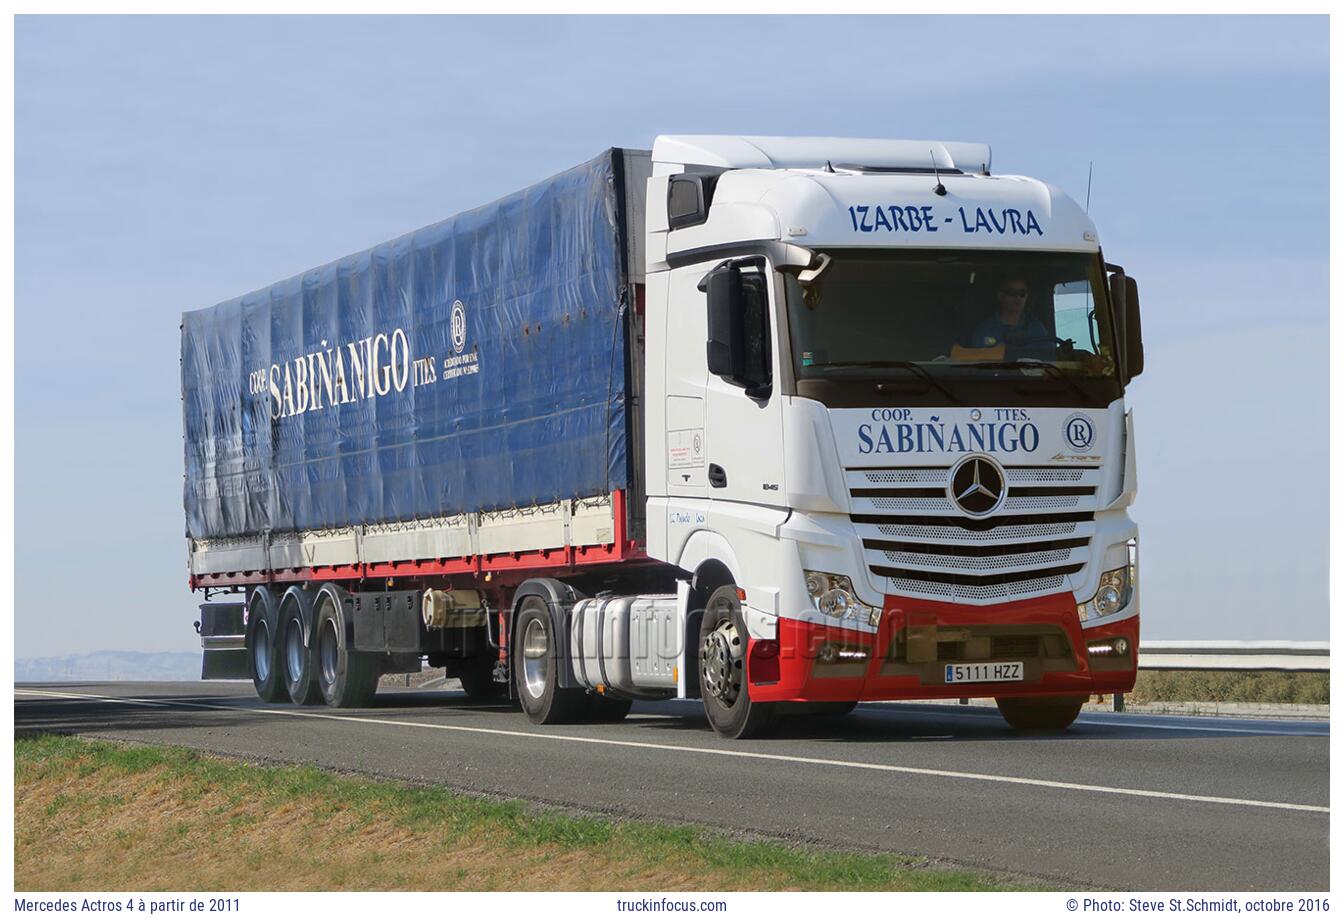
[668,428,704,470]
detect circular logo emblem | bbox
[450,300,467,354]
[947,455,1007,518]
[1063,413,1096,451]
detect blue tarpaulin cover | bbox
[182,151,630,541]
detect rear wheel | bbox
[996,694,1087,732]
[245,590,286,703]
[281,592,323,705]
[314,588,379,708]
[513,597,587,724]
[698,585,776,739]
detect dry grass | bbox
[1129,670,1328,705]
[15,734,1024,892]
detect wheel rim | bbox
[701,605,744,707]
[521,617,550,700]
[253,620,271,683]
[285,617,305,683]
[319,618,340,686]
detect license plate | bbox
[945,661,1024,684]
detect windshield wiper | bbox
[958,360,1093,403]
[806,360,959,404]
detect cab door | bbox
[699,257,787,512]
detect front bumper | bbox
[747,591,1138,703]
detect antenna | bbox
[824,160,835,173]
[1085,161,1094,214]
[930,151,947,197]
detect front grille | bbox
[850,465,1101,604]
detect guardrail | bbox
[1139,641,1329,672]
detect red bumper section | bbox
[747,592,1139,704]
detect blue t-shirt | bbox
[968,315,1051,358]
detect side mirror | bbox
[1123,276,1143,380]
[1108,269,1135,383]
[705,264,771,397]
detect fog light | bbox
[1087,638,1131,659]
[836,648,870,661]
[817,643,838,664]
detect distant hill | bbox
[16,651,201,682]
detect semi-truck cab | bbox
[186,135,1142,739]
[642,136,1141,737]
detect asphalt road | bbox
[14,681,1329,891]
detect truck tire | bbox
[313,588,378,708]
[280,591,323,705]
[245,589,286,703]
[457,657,503,699]
[513,596,587,724]
[698,585,776,739]
[996,694,1087,732]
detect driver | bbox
[965,276,1051,357]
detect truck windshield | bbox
[783,249,1122,407]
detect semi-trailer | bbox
[184,135,1143,738]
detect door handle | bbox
[708,463,727,488]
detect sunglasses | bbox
[998,288,1028,297]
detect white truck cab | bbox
[642,136,1142,737]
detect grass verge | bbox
[1128,670,1328,705]
[15,734,1031,892]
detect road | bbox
[14,681,1329,891]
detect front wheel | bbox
[996,694,1087,732]
[698,585,775,739]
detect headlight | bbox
[1077,542,1136,622]
[804,571,881,626]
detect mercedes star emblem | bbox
[948,456,1007,517]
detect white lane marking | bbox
[1076,717,1329,737]
[664,697,1330,737]
[15,688,1328,815]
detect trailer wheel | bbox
[698,585,776,739]
[314,588,378,708]
[586,694,633,723]
[513,596,586,724]
[245,590,286,703]
[996,694,1087,732]
[279,591,322,705]
[457,658,503,699]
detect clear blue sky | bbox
[15,15,1328,657]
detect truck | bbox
[183,135,1143,738]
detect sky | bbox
[14,14,1329,657]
